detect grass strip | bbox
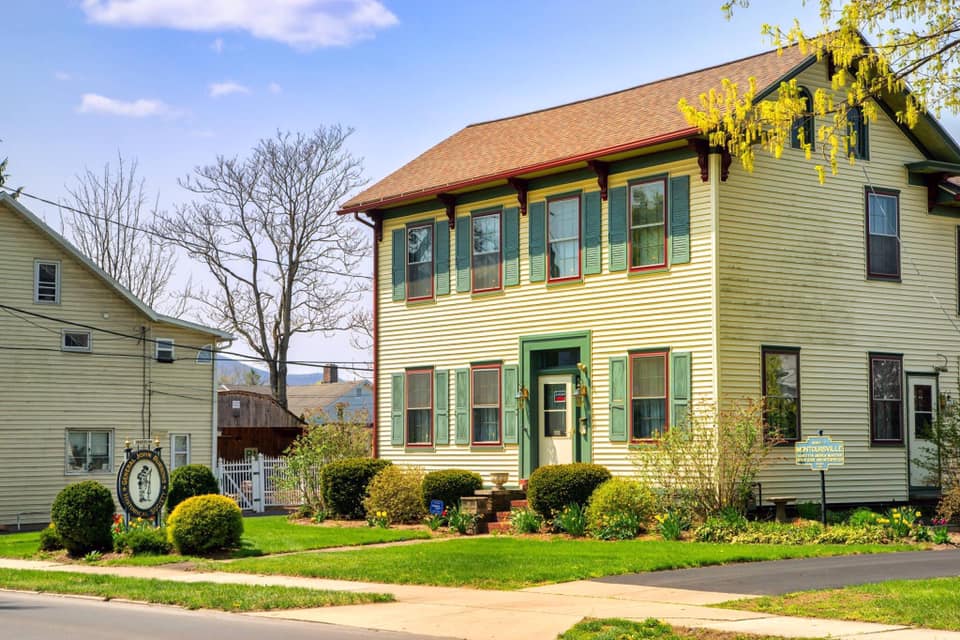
[0,531,43,559]
[721,576,960,631]
[0,568,392,612]
[559,617,821,639]
[234,516,431,556]
[211,537,913,589]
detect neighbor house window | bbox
[472,211,501,292]
[631,351,668,440]
[629,178,667,270]
[196,344,214,364]
[547,195,580,281]
[866,189,900,279]
[62,330,91,352]
[170,434,190,469]
[406,223,434,300]
[66,429,112,474]
[471,365,501,444]
[156,338,175,363]
[790,87,815,151]
[406,369,433,445]
[34,260,60,304]
[762,347,800,441]
[870,354,903,443]
[848,105,868,159]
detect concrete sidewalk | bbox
[0,557,957,640]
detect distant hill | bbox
[215,356,330,386]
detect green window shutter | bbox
[434,369,449,445]
[528,201,546,282]
[503,207,520,286]
[608,186,627,272]
[669,175,690,265]
[391,228,406,301]
[455,216,471,293]
[502,365,519,444]
[582,191,602,275]
[455,368,470,444]
[608,357,628,442]
[670,351,692,429]
[434,221,450,296]
[391,373,405,446]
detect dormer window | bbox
[34,260,60,304]
[156,338,175,363]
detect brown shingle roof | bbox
[341,46,810,212]
[219,381,371,419]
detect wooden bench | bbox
[768,496,796,523]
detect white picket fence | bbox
[215,455,302,513]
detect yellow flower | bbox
[916,511,922,518]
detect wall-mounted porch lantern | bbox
[515,386,529,411]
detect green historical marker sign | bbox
[795,435,845,470]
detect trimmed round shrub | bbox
[422,469,483,510]
[167,494,243,555]
[166,464,219,513]
[38,524,63,552]
[321,458,392,519]
[50,481,115,557]
[363,465,425,524]
[586,478,657,538]
[527,463,611,520]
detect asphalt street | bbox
[594,549,960,595]
[0,591,448,640]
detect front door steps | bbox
[460,489,526,534]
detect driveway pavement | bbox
[593,549,960,595]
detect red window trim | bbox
[865,187,901,281]
[405,368,434,447]
[546,194,582,283]
[760,346,801,444]
[470,364,502,446]
[869,353,904,445]
[405,222,435,302]
[470,210,503,293]
[627,177,668,273]
[628,350,669,443]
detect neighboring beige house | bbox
[339,44,960,506]
[0,193,231,528]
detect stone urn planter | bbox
[490,472,509,490]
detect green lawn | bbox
[0,531,42,559]
[0,568,391,611]
[722,577,960,631]
[559,618,821,640]
[211,537,913,590]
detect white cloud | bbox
[54,70,72,81]
[80,0,398,50]
[77,93,179,118]
[209,81,251,98]
[210,37,224,53]
[268,82,282,94]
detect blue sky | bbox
[5,1,959,377]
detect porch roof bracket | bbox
[689,139,710,182]
[586,160,610,201]
[438,194,457,229]
[365,210,384,242]
[508,178,529,215]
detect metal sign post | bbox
[794,430,845,525]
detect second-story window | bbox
[35,260,60,304]
[472,211,501,291]
[866,189,900,280]
[156,338,175,363]
[548,195,580,281]
[406,223,434,300]
[629,178,667,270]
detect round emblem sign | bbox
[117,449,169,518]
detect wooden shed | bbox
[217,390,307,460]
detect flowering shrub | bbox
[585,478,656,538]
[366,511,390,528]
[655,509,690,541]
[592,512,644,540]
[553,503,588,537]
[847,507,881,527]
[931,518,951,544]
[509,507,542,534]
[876,507,920,539]
[363,465,425,524]
[112,515,171,555]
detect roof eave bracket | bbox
[689,139,731,182]
[438,194,457,229]
[586,160,610,200]
[508,178,528,215]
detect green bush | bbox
[166,464,219,513]
[50,481,115,557]
[422,469,483,510]
[693,508,748,543]
[527,463,612,520]
[167,494,243,555]
[115,527,172,555]
[848,507,881,527]
[586,478,656,539]
[553,503,588,537]
[815,524,890,545]
[363,465,425,524]
[321,458,392,519]
[729,520,824,545]
[796,501,821,520]
[38,525,63,552]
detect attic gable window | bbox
[406,223,434,301]
[34,260,60,304]
[629,178,667,270]
[848,105,869,159]
[156,338,175,363]
[547,195,580,282]
[790,87,815,152]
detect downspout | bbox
[708,150,722,405]
[354,212,379,459]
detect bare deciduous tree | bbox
[63,154,175,308]
[157,128,367,409]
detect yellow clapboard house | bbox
[0,193,231,527]
[339,45,960,505]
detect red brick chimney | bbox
[323,364,338,384]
